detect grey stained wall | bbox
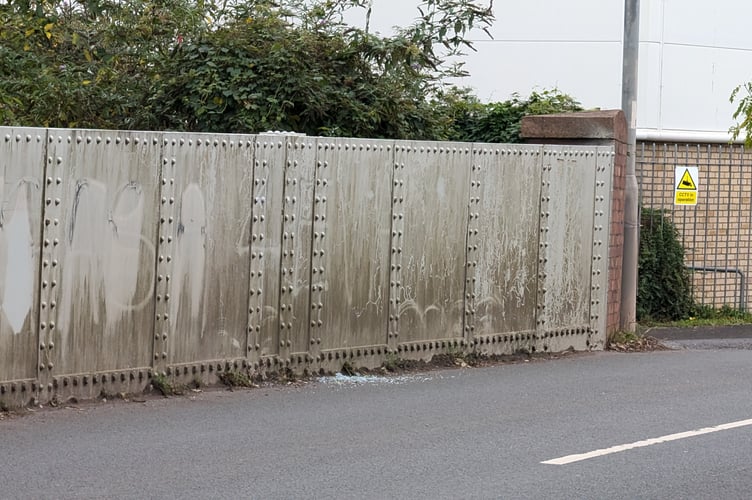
[0,128,614,406]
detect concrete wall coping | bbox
[520,110,627,144]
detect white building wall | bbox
[645,0,752,139]
[351,0,752,140]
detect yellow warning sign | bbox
[676,169,697,190]
[675,191,697,204]
[674,166,698,205]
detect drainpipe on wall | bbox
[620,0,640,332]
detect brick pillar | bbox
[520,110,627,337]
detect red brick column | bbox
[520,110,627,336]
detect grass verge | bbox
[640,305,752,328]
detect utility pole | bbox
[621,0,640,332]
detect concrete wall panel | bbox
[314,139,393,351]
[159,134,254,366]
[281,136,316,357]
[589,148,615,349]
[44,130,161,375]
[467,145,542,338]
[393,142,471,343]
[539,147,597,339]
[248,137,285,361]
[0,129,45,382]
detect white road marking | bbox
[542,418,752,465]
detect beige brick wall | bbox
[638,141,750,310]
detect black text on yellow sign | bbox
[674,166,698,206]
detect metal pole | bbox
[620,0,640,332]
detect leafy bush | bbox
[0,0,585,141]
[439,88,583,143]
[637,207,694,321]
[0,0,496,138]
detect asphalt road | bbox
[649,324,752,350]
[2,347,752,499]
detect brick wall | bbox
[637,142,750,310]
[608,140,626,334]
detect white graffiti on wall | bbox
[58,179,154,334]
[169,183,206,333]
[0,177,37,335]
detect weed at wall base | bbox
[218,371,255,389]
[150,374,174,397]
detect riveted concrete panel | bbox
[249,136,285,361]
[538,147,597,336]
[589,147,615,349]
[467,145,542,338]
[45,130,161,375]
[393,142,471,343]
[0,129,45,382]
[282,136,315,356]
[0,125,616,406]
[314,139,393,351]
[160,134,254,365]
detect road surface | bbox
[1,347,751,499]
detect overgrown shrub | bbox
[637,207,694,321]
[439,87,583,143]
[0,0,496,138]
[0,0,584,141]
